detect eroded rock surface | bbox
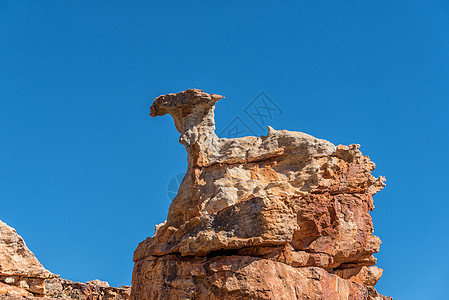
[132,89,391,299]
[0,220,130,299]
[0,220,55,280]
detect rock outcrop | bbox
[132,89,391,299]
[0,220,130,299]
[0,220,56,297]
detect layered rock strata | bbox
[132,89,391,299]
[0,220,130,299]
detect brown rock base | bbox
[132,255,390,300]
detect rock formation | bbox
[132,89,391,299]
[0,220,130,299]
[1,88,391,299]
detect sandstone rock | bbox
[132,89,390,299]
[43,278,130,299]
[0,220,55,280]
[0,283,32,298]
[333,266,383,287]
[133,255,391,300]
[0,273,130,300]
[0,220,130,299]
[0,220,57,297]
[86,279,110,288]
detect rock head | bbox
[132,89,391,299]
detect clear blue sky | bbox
[1,1,448,298]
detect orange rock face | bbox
[132,89,391,299]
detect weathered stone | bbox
[332,266,383,286]
[0,283,32,298]
[0,220,130,299]
[0,220,57,297]
[0,220,55,280]
[132,89,390,299]
[43,278,130,300]
[132,255,391,300]
[0,277,130,300]
[86,279,110,288]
